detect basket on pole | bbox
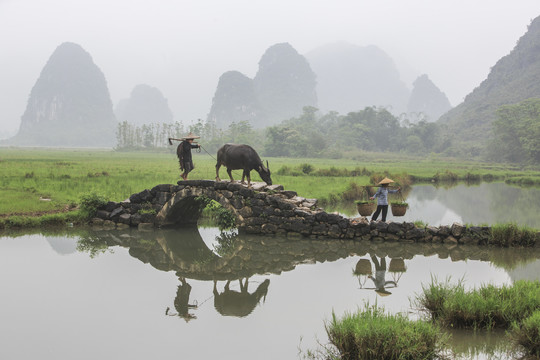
[356,186,375,216]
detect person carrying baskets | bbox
[370,177,400,222]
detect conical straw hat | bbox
[182,132,200,140]
[378,177,394,185]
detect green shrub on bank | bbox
[326,305,446,360]
[417,279,540,329]
[510,310,540,358]
[79,192,108,220]
[489,223,538,247]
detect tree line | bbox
[115,101,540,165]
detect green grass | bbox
[325,304,446,360]
[416,279,540,330]
[510,310,540,358]
[1,148,539,218]
[489,223,539,247]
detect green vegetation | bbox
[416,279,540,330]
[79,192,108,220]
[1,148,539,228]
[489,223,539,247]
[325,304,446,360]
[488,97,540,166]
[197,196,236,230]
[510,310,540,358]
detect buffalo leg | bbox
[245,169,251,187]
[215,163,221,182]
[227,168,234,182]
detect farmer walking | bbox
[173,132,201,181]
[370,177,401,222]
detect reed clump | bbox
[510,310,540,358]
[489,223,539,247]
[416,279,540,330]
[326,304,446,360]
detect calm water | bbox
[339,182,540,228]
[1,182,539,360]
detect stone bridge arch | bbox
[155,184,242,227]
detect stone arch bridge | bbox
[93,180,499,246]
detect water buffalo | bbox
[215,144,272,186]
[213,278,270,317]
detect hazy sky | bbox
[1,0,539,135]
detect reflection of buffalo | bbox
[213,278,270,317]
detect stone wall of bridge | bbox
[91,180,538,247]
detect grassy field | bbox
[1,147,539,217]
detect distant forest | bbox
[116,100,540,165]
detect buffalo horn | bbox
[266,160,269,170]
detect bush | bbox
[300,163,314,174]
[326,304,446,360]
[79,192,108,220]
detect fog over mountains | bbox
[208,43,318,128]
[5,12,540,151]
[305,42,411,115]
[115,84,173,126]
[8,42,116,147]
[208,42,451,129]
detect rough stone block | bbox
[91,218,104,226]
[326,213,342,224]
[443,236,458,244]
[109,207,125,219]
[151,184,173,193]
[119,213,131,225]
[261,223,278,233]
[266,184,284,192]
[239,207,253,217]
[451,223,466,238]
[328,224,342,238]
[239,187,254,198]
[279,190,297,199]
[96,210,110,220]
[387,222,402,234]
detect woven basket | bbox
[388,258,406,273]
[354,259,372,276]
[356,202,375,216]
[391,203,408,216]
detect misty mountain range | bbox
[4,14,540,153]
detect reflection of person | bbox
[177,133,201,181]
[166,277,198,321]
[370,177,401,222]
[368,255,397,296]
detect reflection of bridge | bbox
[82,226,540,318]
[93,180,505,246]
[85,226,540,281]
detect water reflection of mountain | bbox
[46,236,78,255]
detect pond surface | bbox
[338,182,540,228]
[1,182,539,360]
[1,226,539,360]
